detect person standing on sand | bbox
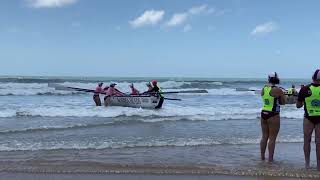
[260,72,286,162]
[296,69,320,170]
[93,82,103,106]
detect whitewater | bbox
[1,76,319,177]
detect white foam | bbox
[207,88,256,96]
[0,83,76,96]
[0,136,305,151]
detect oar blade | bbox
[48,83,96,93]
[162,90,208,94]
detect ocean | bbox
[0,76,319,178]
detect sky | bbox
[0,0,320,78]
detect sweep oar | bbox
[146,89,208,95]
[48,83,105,94]
[235,88,256,92]
[164,97,182,101]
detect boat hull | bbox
[286,95,298,104]
[104,95,162,109]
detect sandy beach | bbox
[0,172,308,180]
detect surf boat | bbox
[285,95,298,104]
[104,95,163,109]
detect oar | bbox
[235,88,256,92]
[49,83,106,94]
[163,89,208,94]
[164,97,182,101]
[147,90,208,94]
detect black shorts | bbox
[306,117,320,125]
[261,111,279,120]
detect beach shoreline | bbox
[0,172,308,180]
[1,159,320,179]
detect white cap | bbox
[268,72,278,78]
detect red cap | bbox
[152,80,157,86]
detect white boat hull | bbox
[286,95,297,104]
[104,95,163,109]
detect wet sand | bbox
[0,173,307,180]
[1,143,320,178]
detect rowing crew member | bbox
[106,82,125,96]
[104,82,125,107]
[260,72,286,162]
[148,80,164,109]
[129,83,140,95]
[297,69,320,170]
[93,82,103,106]
[146,82,153,91]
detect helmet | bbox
[312,69,320,81]
[152,80,158,86]
[268,72,280,84]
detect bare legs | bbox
[93,95,101,106]
[104,96,111,107]
[260,115,280,162]
[260,118,268,161]
[304,118,320,170]
[303,118,313,169]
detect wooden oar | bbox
[235,88,256,92]
[147,89,208,94]
[49,83,106,94]
[164,97,182,101]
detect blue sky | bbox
[0,0,319,78]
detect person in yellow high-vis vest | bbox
[287,84,297,96]
[297,69,320,170]
[260,72,286,162]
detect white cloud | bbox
[251,22,278,35]
[189,4,217,15]
[166,13,188,27]
[183,24,192,32]
[26,0,77,8]
[189,4,208,15]
[130,10,165,28]
[166,4,222,28]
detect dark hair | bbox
[312,69,320,81]
[269,77,280,84]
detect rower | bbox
[146,82,153,91]
[106,82,125,97]
[287,84,297,96]
[142,82,153,94]
[149,80,164,109]
[104,82,125,107]
[129,83,140,95]
[93,82,103,106]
